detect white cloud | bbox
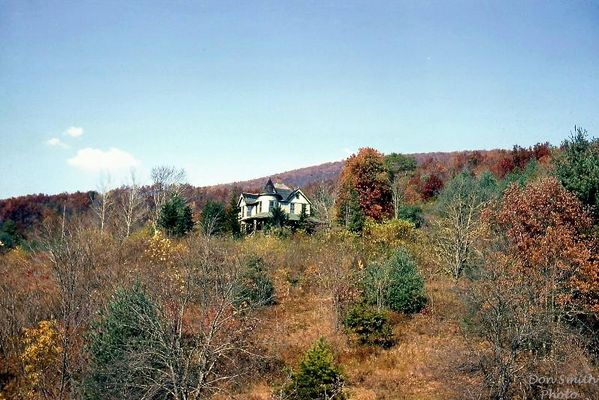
[67,147,140,172]
[46,137,69,148]
[65,126,83,137]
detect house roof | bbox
[238,179,313,205]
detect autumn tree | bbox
[465,177,599,398]
[311,180,336,227]
[118,171,147,238]
[89,175,113,233]
[336,148,393,224]
[434,171,498,279]
[488,177,598,315]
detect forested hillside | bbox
[1,128,598,399]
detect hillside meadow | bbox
[1,130,598,399]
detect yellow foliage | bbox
[19,320,63,399]
[363,218,415,248]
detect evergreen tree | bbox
[224,188,241,237]
[555,126,599,222]
[84,284,164,400]
[346,189,365,232]
[157,194,194,237]
[283,338,345,400]
[268,204,288,228]
[363,249,427,314]
[200,200,225,235]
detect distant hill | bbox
[0,148,513,236]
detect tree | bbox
[343,304,394,348]
[421,173,444,201]
[555,126,599,222]
[363,249,427,314]
[90,175,113,233]
[488,177,598,315]
[268,204,288,229]
[385,153,417,219]
[336,148,393,223]
[339,189,364,233]
[199,200,225,236]
[150,166,186,226]
[311,180,336,228]
[434,171,498,279]
[234,256,275,307]
[223,188,241,237]
[157,194,194,237]
[463,179,599,399]
[84,284,163,400]
[118,170,146,238]
[283,338,345,400]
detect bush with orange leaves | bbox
[487,177,598,315]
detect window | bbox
[301,204,306,214]
[259,202,262,213]
[247,206,252,217]
[290,203,295,214]
[269,200,275,211]
[295,193,300,199]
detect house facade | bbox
[238,179,313,232]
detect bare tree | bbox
[40,220,109,399]
[433,172,496,279]
[150,166,186,226]
[90,174,113,233]
[312,180,336,227]
[390,174,409,219]
[119,170,147,238]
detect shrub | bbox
[343,304,394,348]
[397,205,424,227]
[235,256,275,308]
[363,218,415,248]
[363,249,427,314]
[283,338,346,400]
[84,284,164,400]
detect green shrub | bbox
[343,304,394,348]
[84,284,164,400]
[363,249,427,314]
[235,256,275,307]
[397,205,425,228]
[283,338,346,400]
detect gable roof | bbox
[238,179,312,205]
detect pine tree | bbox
[84,284,164,400]
[224,188,241,237]
[283,338,345,400]
[157,194,194,237]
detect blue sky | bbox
[1,0,598,198]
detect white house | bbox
[238,179,313,232]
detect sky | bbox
[1,0,598,198]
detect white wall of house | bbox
[238,189,312,221]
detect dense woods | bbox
[1,128,598,399]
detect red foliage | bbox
[420,174,444,201]
[336,148,393,221]
[488,178,598,312]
